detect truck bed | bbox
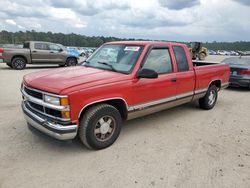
[193,60,229,91]
[193,60,221,66]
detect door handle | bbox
[32,50,37,53]
[171,77,177,82]
[50,51,54,53]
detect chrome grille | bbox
[24,86,43,99]
[22,85,70,121]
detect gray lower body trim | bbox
[127,89,208,120]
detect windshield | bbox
[222,57,250,66]
[82,44,143,74]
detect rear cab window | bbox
[173,46,189,72]
[142,47,173,74]
[34,43,49,50]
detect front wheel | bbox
[79,104,122,150]
[199,85,218,110]
[66,57,77,66]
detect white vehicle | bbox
[217,50,230,55]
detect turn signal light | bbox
[239,69,250,75]
[60,97,69,106]
[61,111,70,119]
[0,48,4,53]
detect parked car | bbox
[78,47,87,56]
[64,46,80,58]
[21,41,229,149]
[222,57,250,88]
[208,50,217,55]
[217,50,230,55]
[0,41,78,69]
[229,51,239,56]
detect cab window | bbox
[34,43,49,50]
[142,48,172,74]
[173,46,189,72]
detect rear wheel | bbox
[199,85,218,110]
[66,57,77,66]
[11,57,26,70]
[79,104,122,150]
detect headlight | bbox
[44,95,60,105]
[44,95,70,106]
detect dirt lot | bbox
[0,55,250,188]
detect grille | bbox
[24,86,43,99]
[23,86,62,119]
[29,101,44,112]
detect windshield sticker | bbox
[124,46,140,51]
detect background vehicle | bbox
[217,50,230,55]
[222,57,250,88]
[189,42,208,60]
[0,41,78,70]
[229,51,239,56]
[21,41,229,150]
[208,50,217,55]
[63,46,80,59]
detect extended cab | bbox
[21,41,230,149]
[1,41,78,69]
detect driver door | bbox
[131,47,177,110]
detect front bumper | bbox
[22,102,78,140]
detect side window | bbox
[49,44,61,51]
[34,43,49,50]
[142,48,172,74]
[173,46,189,72]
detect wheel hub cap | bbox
[208,91,215,105]
[100,122,110,134]
[94,116,116,142]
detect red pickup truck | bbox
[21,41,229,149]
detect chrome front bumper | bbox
[22,102,78,140]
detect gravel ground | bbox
[0,55,250,188]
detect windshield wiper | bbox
[97,61,117,72]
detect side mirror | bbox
[137,68,158,79]
[59,48,63,52]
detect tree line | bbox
[0,30,250,51]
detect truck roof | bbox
[106,40,185,46]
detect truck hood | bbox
[24,66,128,94]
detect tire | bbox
[199,85,218,110]
[11,57,26,70]
[79,104,122,150]
[198,53,206,61]
[66,57,77,66]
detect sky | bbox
[0,0,250,42]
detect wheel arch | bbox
[78,98,129,121]
[11,55,28,64]
[209,79,221,89]
[67,56,77,61]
